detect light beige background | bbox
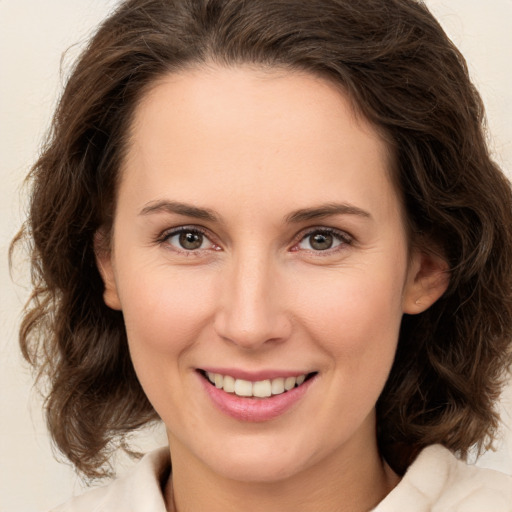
[1,1,511,511]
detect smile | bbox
[199,369,318,421]
[204,372,312,398]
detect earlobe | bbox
[403,249,450,315]
[94,230,122,311]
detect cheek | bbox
[117,264,218,354]
[300,267,404,340]
[294,265,405,391]
[114,265,219,422]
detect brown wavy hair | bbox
[13,0,512,479]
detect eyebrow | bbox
[139,200,371,224]
[284,203,371,223]
[139,200,220,222]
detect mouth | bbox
[199,370,318,399]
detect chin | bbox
[208,451,309,484]
[188,430,326,484]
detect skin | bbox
[97,65,448,512]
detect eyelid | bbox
[290,226,354,252]
[155,224,353,254]
[157,225,220,252]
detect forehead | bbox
[120,65,400,223]
[129,64,383,154]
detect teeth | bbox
[234,379,253,397]
[223,375,235,393]
[252,380,272,398]
[214,374,224,389]
[205,372,309,398]
[284,376,296,391]
[271,377,285,395]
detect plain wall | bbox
[1,1,511,510]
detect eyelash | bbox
[156,225,353,255]
[157,226,219,255]
[291,227,353,254]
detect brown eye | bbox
[163,228,213,251]
[179,231,204,250]
[296,228,350,252]
[309,233,333,251]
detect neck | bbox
[164,427,400,512]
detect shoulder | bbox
[375,445,512,511]
[50,447,170,512]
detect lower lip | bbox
[200,373,316,422]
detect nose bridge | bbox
[214,244,290,348]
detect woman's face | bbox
[98,65,444,483]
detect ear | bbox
[402,248,449,314]
[94,230,122,311]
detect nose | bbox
[213,249,292,349]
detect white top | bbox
[51,445,512,511]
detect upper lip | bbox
[199,367,314,381]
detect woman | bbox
[14,0,512,510]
